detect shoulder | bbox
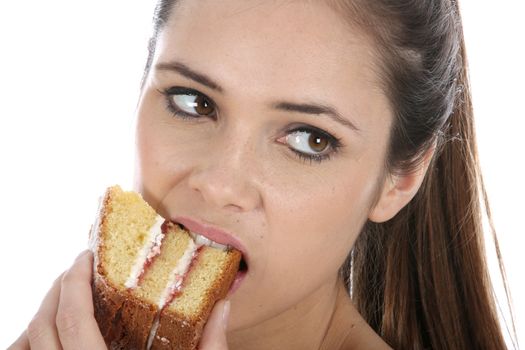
[338,324,392,350]
[321,280,392,350]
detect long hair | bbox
[331,0,517,348]
[145,0,516,348]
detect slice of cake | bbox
[89,186,242,350]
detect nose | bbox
[187,138,262,213]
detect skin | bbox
[10,1,433,349]
[9,251,230,350]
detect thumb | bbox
[198,299,231,350]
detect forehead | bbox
[158,1,381,86]
[153,0,391,132]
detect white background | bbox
[0,1,523,348]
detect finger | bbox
[198,299,231,350]
[26,273,65,350]
[7,330,30,350]
[56,250,106,350]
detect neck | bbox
[227,277,339,350]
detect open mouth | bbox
[187,229,230,250]
[239,256,248,272]
[184,224,249,294]
[173,219,250,295]
[184,227,249,295]
[191,230,249,274]
[228,255,249,296]
[177,223,250,274]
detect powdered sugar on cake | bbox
[124,215,165,289]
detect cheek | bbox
[135,112,166,192]
[263,160,383,281]
[134,97,193,206]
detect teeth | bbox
[189,231,230,250]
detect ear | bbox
[368,146,435,223]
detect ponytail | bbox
[337,1,515,348]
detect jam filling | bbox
[131,220,206,307]
[135,221,171,286]
[162,245,204,309]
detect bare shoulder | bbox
[339,320,393,350]
[321,280,393,350]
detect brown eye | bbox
[309,134,329,152]
[168,90,215,117]
[286,129,331,155]
[194,94,214,115]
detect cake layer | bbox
[151,246,242,349]
[91,186,242,350]
[95,186,159,288]
[134,223,196,308]
[93,274,157,350]
[169,246,237,315]
[125,215,165,289]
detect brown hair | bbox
[145,0,516,348]
[331,1,517,348]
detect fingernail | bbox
[222,300,231,331]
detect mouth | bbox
[228,260,248,296]
[186,228,249,273]
[173,216,250,282]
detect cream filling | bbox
[154,230,229,308]
[146,314,161,350]
[124,215,165,289]
[146,237,199,350]
[157,238,198,308]
[142,227,231,349]
[124,220,230,291]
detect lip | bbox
[172,216,249,264]
[227,269,248,296]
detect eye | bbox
[279,126,342,163]
[162,87,216,119]
[287,130,330,154]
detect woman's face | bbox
[135,0,392,331]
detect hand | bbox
[8,250,107,350]
[8,250,231,350]
[198,299,231,350]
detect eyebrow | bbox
[272,102,360,132]
[155,60,360,132]
[155,61,224,92]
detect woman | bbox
[9,0,514,349]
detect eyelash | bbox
[287,126,342,163]
[159,86,343,164]
[159,86,217,120]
